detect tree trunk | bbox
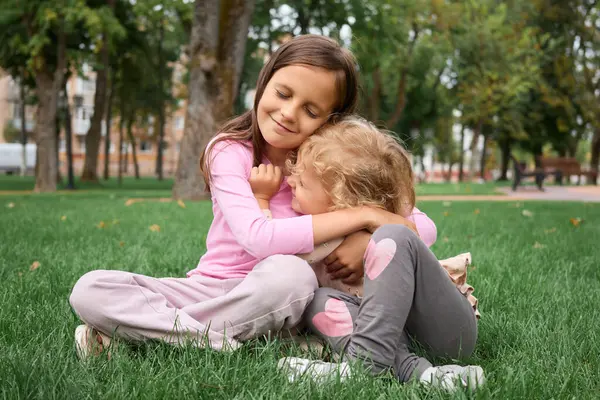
[297,5,309,34]
[446,162,454,182]
[81,12,113,182]
[415,155,425,182]
[385,23,419,129]
[479,134,489,180]
[497,136,511,181]
[126,119,140,179]
[533,144,543,168]
[369,64,381,123]
[123,141,129,174]
[55,111,63,184]
[32,27,66,192]
[467,119,483,181]
[156,21,166,181]
[590,128,600,185]
[103,70,114,180]
[173,0,255,199]
[458,125,465,182]
[213,0,256,123]
[118,116,124,186]
[19,78,27,177]
[63,84,75,189]
[34,76,59,192]
[429,148,436,183]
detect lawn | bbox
[1,191,599,398]
[0,175,174,198]
[415,182,506,196]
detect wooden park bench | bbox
[538,156,598,185]
[511,155,549,191]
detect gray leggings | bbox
[303,225,478,382]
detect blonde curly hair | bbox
[287,116,415,216]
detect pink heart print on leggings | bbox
[364,238,397,280]
[312,298,354,337]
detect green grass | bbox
[1,193,600,398]
[415,182,506,196]
[0,175,173,199]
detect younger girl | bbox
[250,117,483,391]
[68,35,431,357]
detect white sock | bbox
[277,357,351,383]
[418,365,485,391]
[419,366,437,384]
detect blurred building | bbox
[0,61,188,177]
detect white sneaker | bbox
[420,365,485,391]
[277,357,351,383]
[74,324,115,360]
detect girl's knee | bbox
[69,270,127,320]
[372,224,418,244]
[258,255,319,296]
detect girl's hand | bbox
[366,207,419,236]
[324,230,371,284]
[249,164,283,201]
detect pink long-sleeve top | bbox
[187,139,438,280]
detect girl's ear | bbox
[328,112,341,124]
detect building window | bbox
[12,103,22,120]
[174,116,184,130]
[83,78,96,92]
[140,141,152,153]
[77,136,86,153]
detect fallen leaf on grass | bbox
[97,220,120,229]
[6,202,15,208]
[533,241,546,249]
[125,199,144,206]
[149,224,160,232]
[474,209,480,215]
[119,241,125,247]
[29,261,40,271]
[177,199,186,209]
[465,185,472,193]
[522,210,533,217]
[443,237,449,243]
[570,217,583,227]
[61,215,67,221]
[443,211,450,217]
[544,227,557,234]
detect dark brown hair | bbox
[200,34,359,190]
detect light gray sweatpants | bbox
[303,225,478,382]
[69,255,319,351]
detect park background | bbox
[1,1,599,399]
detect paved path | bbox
[418,185,600,202]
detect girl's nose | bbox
[280,103,296,122]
